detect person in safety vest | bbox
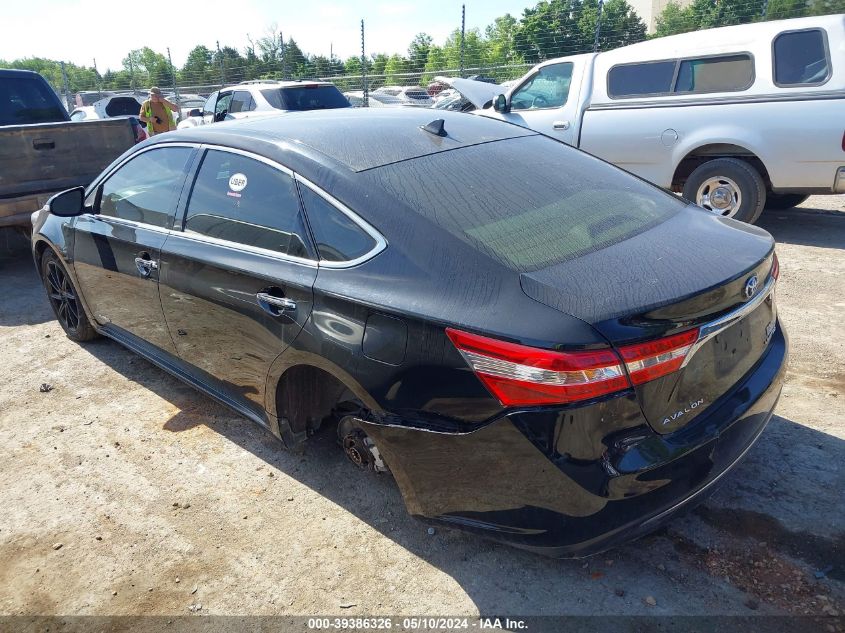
[139,87,178,136]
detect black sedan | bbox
[32,109,787,557]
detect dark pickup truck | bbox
[0,69,136,230]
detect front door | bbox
[159,148,317,418]
[72,145,196,354]
[494,62,580,146]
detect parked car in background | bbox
[177,80,350,129]
[33,108,785,557]
[74,90,116,107]
[372,85,434,107]
[69,94,144,120]
[344,91,406,107]
[0,69,135,231]
[469,14,845,223]
[164,93,208,122]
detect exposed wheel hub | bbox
[696,176,742,217]
[338,419,389,474]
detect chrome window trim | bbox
[680,274,776,368]
[294,174,388,269]
[84,142,202,198]
[169,229,319,268]
[77,214,172,236]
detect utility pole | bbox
[217,40,225,86]
[167,47,180,110]
[129,54,136,95]
[60,61,72,110]
[361,19,368,107]
[460,4,466,78]
[93,58,102,100]
[280,31,287,81]
[593,0,605,53]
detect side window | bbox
[510,63,573,110]
[229,91,253,113]
[97,147,194,227]
[608,61,676,98]
[215,92,233,116]
[675,54,754,94]
[774,29,830,86]
[202,91,218,117]
[299,185,377,262]
[184,150,312,259]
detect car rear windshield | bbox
[365,135,687,272]
[261,85,350,111]
[0,75,67,125]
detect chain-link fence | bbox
[6,0,843,107]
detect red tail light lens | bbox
[445,328,629,406]
[618,329,699,386]
[447,327,703,407]
[771,253,780,280]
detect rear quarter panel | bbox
[579,96,845,190]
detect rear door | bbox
[159,147,317,418]
[72,144,197,354]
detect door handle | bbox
[256,292,296,315]
[553,120,570,130]
[134,255,158,278]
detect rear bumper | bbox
[362,321,787,558]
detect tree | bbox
[422,45,448,83]
[515,0,588,63]
[579,0,647,50]
[486,14,523,66]
[384,54,410,84]
[181,45,214,86]
[407,33,433,73]
[654,1,698,36]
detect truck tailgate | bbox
[0,119,135,200]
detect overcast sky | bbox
[3,1,532,71]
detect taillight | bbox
[446,326,701,407]
[771,252,780,280]
[618,329,699,386]
[445,328,628,406]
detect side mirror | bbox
[188,108,202,118]
[214,110,227,123]
[48,187,85,217]
[493,94,509,113]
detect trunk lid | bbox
[520,206,777,434]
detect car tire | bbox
[40,249,99,342]
[683,158,766,224]
[765,193,809,211]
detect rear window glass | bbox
[260,85,350,111]
[774,29,830,86]
[104,97,142,117]
[364,136,685,272]
[608,61,676,98]
[0,75,67,125]
[675,54,753,93]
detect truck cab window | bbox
[510,63,573,111]
[608,61,676,98]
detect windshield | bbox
[0,75,67,125]
[260,85,350,111]
[365,135,687,272]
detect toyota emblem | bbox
[743,274,759,299]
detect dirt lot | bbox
[0,198,843,619]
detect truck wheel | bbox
[683,158,766,224]
[765,193,809,210]
[40,249,99,342]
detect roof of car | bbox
[156,107,536,173]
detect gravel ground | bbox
[0,197,843,619]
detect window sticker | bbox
[227,172,247,198]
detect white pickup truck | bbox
[461,14,845,223]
